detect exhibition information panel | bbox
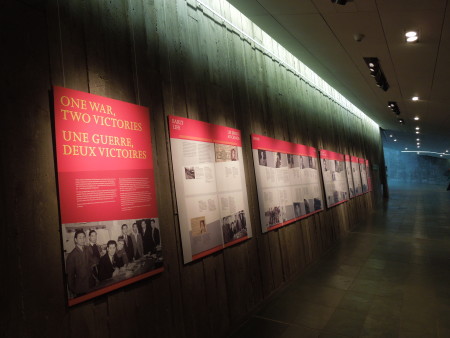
[169,116,252,264]
[54,86,162,306]
[252,134,323,233]
[359,158,369,193]
[344,155,356,199]
[319,149,350,208]
[350,155,363,196]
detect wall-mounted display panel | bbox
[252,134,323,233]
[344,155,356,198]
[359,158,369,193]
[169,116,252,263]
[319,150,349,208]
[350,156,363,196]
[53,86,163,306]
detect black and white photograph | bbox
[221,210,248,244]
[62,218,163,302]
[184,166,196,179]
[258,149,268,166]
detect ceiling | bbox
[228,0,450,157]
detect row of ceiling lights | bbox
[335,0,442,157]
[389,133,450,157]
[390,31,426,154]
[405,32,423,152]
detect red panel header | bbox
[53,86,158,223]
[358,158,366,164]
[350,155,360,164]
[54,86,153,173]
[319,149,344,162]
[168,115,242,146]
[251,134,317,157]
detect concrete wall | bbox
[2,0,385,337]
[384,147,450,185]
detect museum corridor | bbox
[231,184,450,338]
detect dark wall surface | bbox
[1,0,385,337]
[384,147,450,186]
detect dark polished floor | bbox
[230,183,450,338]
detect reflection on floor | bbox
[230,183,450,337]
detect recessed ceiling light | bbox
[394,139,397,142]
[417,143,420,145]
[405,31,418,43]
[405,147,408,150]
[389,134,393,137]
[417,146,420,148]
[415,127,420,130]
[412,96,419,101]
[416,131,420,134]
[414,116,419,120]
[446,150,449,153]
[416,138,420,141]
[440,155,443,157]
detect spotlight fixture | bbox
[394,139,397,142]
[412,96,419,101]
[446,150,449,153]
[388,101,400,115]
[331,0,352,5]
[364,57,389,91]
[397,118,405,125]
[405,31,418,43]
[416,138,420,141]
[415,127,420,130]
[416,131,420,134]
[414,116,419,120]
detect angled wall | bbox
[2,0,385,337]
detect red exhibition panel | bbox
[54,86,162,306]
[252,134,324,233]
[319,149,349,208]
[169,115,252,263]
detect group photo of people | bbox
[62,218,162,300]
[221,210,247,244]
[264,206,282,227]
